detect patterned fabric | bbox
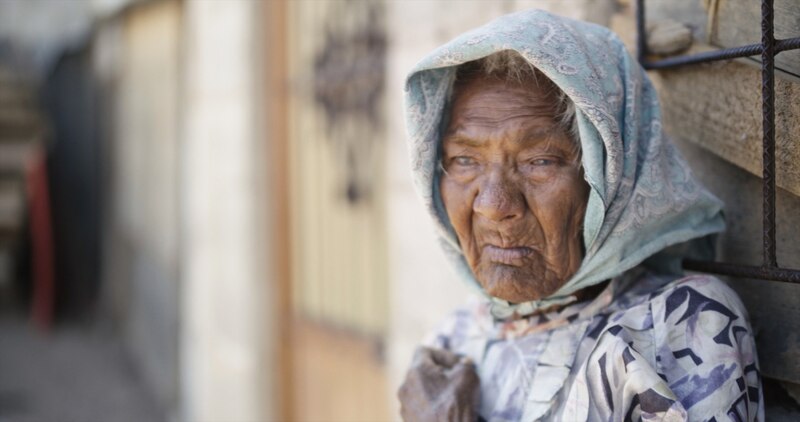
[403,9,725,317]
[425,271,763,421]
[402,9,763,421]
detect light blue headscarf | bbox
[404,9,725,318]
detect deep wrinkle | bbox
[440,77,589,303]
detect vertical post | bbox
[636,0,647,64]
[761,0,778,268]
[265,0,293,420]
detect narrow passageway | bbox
[0,62,162,422]
[0,315,164,422]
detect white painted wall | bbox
[180,1,272,421]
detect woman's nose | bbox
[473,172,525,222]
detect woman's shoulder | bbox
[584,272,763,421]
[647,273,751,323]
[646,274,762,420]
[594,271,756,372]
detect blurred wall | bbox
[384,1,616,414]
[100,0,182,417]
[180,1,272,421]
[25,0,275,420]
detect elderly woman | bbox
[398,10,762,422]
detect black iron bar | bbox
[641,36,800,70]
[684,260,800,284]
[776,37,800,53]
[762,0,778,268]
[636,0,647,63]
[644,44,762,69]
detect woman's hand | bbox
[398,346,481,422]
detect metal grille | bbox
[636,0,800,284]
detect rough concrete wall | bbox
[610,1,800,416]
[180,1,272,421]
[384,1,615,417]
[671,139,800,420]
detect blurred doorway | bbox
[270,1,390,420]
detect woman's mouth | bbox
[483,245,534,265]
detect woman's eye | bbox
[530,158,557,166]
[452,156,477,166]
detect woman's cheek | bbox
[441,178,475,238]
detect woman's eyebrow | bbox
[443,125,563,147]
[442,134,484,148]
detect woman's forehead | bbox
[444,117,564,146]
[450,77,559,121]
[451,77,557,110]
[444,77,567,147]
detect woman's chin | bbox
[478,264,559,303]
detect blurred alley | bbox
[0,316,162,421]
[0,1,632,421]
[2,0,799,421]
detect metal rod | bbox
[644,44,761,69]
[776,37,800,53]
[762,0,778,268]
[684,260,800,284]
[643,43,762,69]
[641,37,800,70]
[636,0,646,63]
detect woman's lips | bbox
[483,245,534,265]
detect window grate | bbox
[636,0,800,284]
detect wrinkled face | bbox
[440,77,590,303]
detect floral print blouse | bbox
[425,269,763,421]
